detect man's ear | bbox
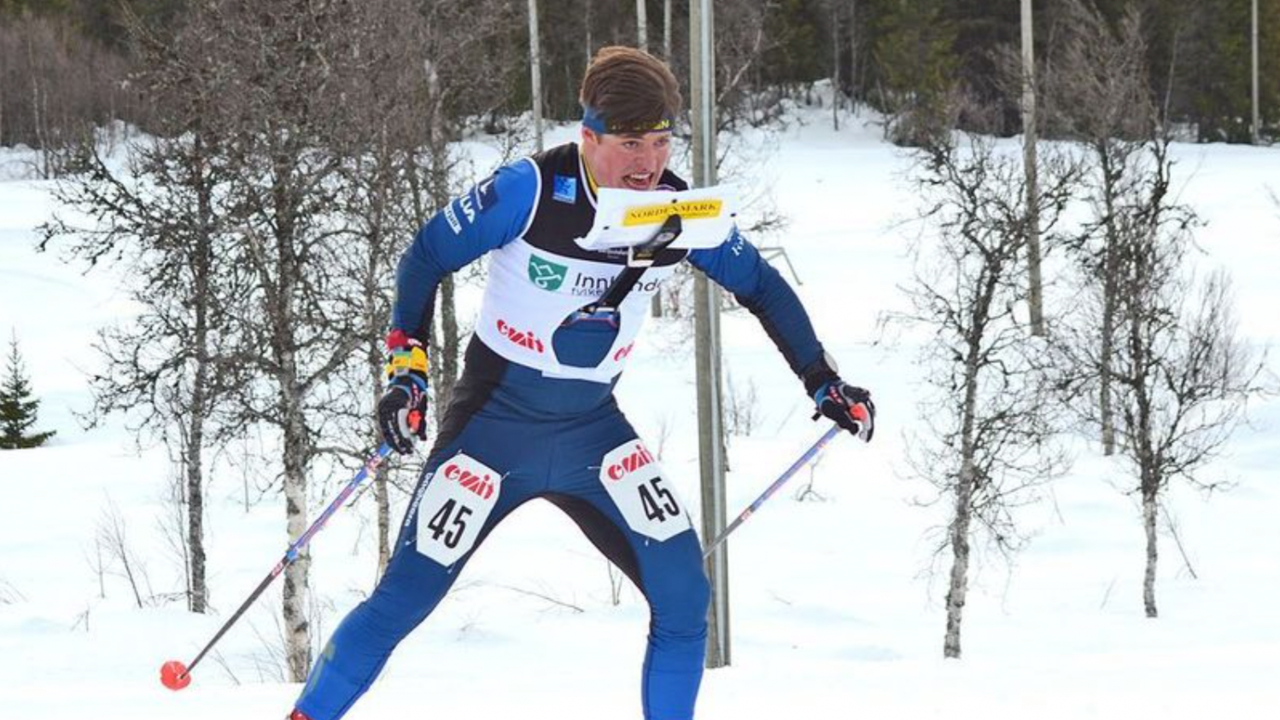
[581,127,599,147]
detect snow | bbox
[2,108,1278,720]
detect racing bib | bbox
[415,453,502,566]
[599,440,691,542]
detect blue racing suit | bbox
[294,143,831,720]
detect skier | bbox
[289,46,874,720]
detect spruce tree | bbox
[0,332,55,449]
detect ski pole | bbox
[160,442,395,690]
[702,423,845,560]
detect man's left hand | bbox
[813,380,875,442]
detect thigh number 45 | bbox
[425,499,473,549]
[600,439,690,541]
[638,477,680,523]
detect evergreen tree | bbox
[0,332,55,450]
[867,0,958,145]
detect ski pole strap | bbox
[702,424,843,559]
[589,213,683,313]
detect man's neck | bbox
[578,145,600,198]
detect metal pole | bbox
[637,0,649,53]
[527,0,544,152]
[1253,0,1261,145]
[691,0,730,669]
[1021,0,1044,336]
[663,0,672,61]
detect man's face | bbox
[581,127,672,191]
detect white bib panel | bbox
[475,238,675,383]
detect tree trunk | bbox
[282,380,312,681]
[375,462,391,579]
[185,166,213,615]
[944,345,981,659]
[849,0,858,104]
[435,274,459,423]
[831,4,840,131]
[944,456,975,659]
[1129,237,1158,619]
[1099,148,1119,456]
[274,189,312,682]
[1099,266,1117,456]
[368,330,392,578]
[1142,484,1159,618]
[185,394,208,614]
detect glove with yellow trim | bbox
[377,329,429,454]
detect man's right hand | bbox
[378,330,429,454]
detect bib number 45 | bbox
[638,477,680,523]
[600,440,691,542]
[424,499,473,549]
[414,453,502,566]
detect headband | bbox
[582,105,675,135]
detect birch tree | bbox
[1056,134,1268,618]
[900,127,1074,658]
[204,0,368,681]
[328,0,519,577]
[1044,0,1158,456]
[38,3,246,614]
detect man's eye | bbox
[624,141,640,150]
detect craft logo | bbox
[471,176,499,211]
[622,199,723,227]
[497,319,545,354]
[553,175,578,204]
[442,461,496,500]
[605,442,656,482]
[528,254,568,291]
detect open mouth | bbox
[622,172,653,190]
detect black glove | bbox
[377,330,429,454]
[803,356,875,442]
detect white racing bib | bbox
[415,453,503,566]
[599,440,691,542]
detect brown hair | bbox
[579,46,682,133]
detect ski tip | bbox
[160,660,192,691]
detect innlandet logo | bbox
[497,319,545,353]
[443,461,496,500]
[606,442,656,482]
[528,254,568,291]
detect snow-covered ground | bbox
[1,110,1278,720]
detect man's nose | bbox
[639,143,661,169]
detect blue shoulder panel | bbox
[686,227,825,377]
[392,159,539,341]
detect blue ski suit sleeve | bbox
[391,160,538,342]
[686,227,827,379]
